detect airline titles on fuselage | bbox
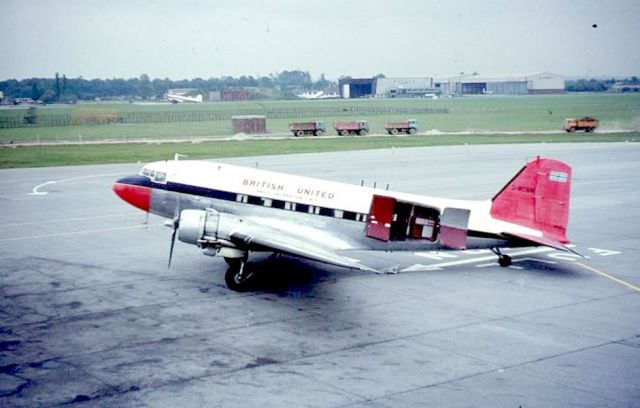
[242,178,336,201]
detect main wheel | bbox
[390,128,399,135]
[314,130,324,136]
[408,128,417,135]
[340,130,349,136]
[358,129,367,136]
[295,130,304,137]
[568,127,576,133]
[224,259,254,292]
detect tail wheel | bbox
[498,255,512,268]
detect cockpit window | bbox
[153,171,166,183]
[140,168,165,183]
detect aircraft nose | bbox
[113,175,151,212]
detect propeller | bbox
[168,196,181,268]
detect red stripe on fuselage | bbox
[113,183,151,212]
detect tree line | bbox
[565,76,639,92]
[0,70,335,103]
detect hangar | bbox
[451,72,565,95]
[338,78,376,99]
[374,77,437,98]
[338,72,565,98]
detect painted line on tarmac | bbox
[29,172,128,195]
[0,223,164,242]
[577,262,640,293]
[2,213,141,227]
[402,247,554,272]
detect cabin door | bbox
[366,195,396,241]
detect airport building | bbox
[338,78,376,99]
[339,72,565,98]
[450,72,565,95]
[374,77,437,97]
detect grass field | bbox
[1,93,638,169]
[1,132,637,169]
[1,93,639,143]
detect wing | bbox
[226,220,375,272]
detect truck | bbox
[334,120,369,136]
[563,117,599,133]
[289,121,326,136]
[384,119,418,135]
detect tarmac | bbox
[1,143,639,407]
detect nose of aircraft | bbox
[113,175,151,212]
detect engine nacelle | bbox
[178,208,234,245]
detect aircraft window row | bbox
[234,193,365,222]
[140,168,166,183]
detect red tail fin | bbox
[490,157,572,243]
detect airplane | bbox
[295,91,341,100]
[113,156,575,291]
[166,93,203,104]
[296,91,325,99]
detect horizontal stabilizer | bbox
[502,232,582,257]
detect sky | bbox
[1,0,639,81]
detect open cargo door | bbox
[366,195,396,241]
[439,207,470,249]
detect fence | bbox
[0,106,448,128]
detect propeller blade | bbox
[168,222,177,268]
[168,195,181,268]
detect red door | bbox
[366,195,396,241]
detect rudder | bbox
[490,157,572,243]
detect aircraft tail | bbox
[490,157,572,243]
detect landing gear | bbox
[498,255,512,267]
[224,257,255,292]
[491,248,512,267]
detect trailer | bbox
[334,120,369,136]
[384,119,418,135]
[563,117,599,133]
[289,121,326,136]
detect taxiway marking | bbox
[402,247,555,272]
[577,262,640,293]
[0,224,163,242]
[2,213,141,227]
[30,181,57,195]
[29,172,128,195]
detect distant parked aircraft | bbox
[296,91,340,100]
[166,93,203,104]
